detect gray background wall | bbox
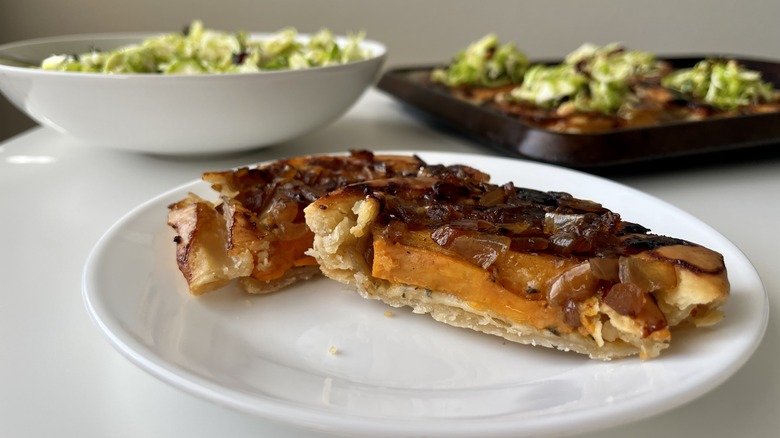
[2,0,780,142]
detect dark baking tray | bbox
[377,56,780,171]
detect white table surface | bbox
[1,89,777,438]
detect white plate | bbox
[82,151,768,438]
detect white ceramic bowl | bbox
[0,32,386,154]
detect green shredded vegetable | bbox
[661,59,776,110]
[430,33,529,88]
[508,64,588,109]
[434,36,778,116]
[39,20,372,74]
[564,42,665,80]
[509,43,664,114]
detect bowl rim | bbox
[0,30,387,78]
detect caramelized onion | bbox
[639,299,668,336]
[447,219,481,231]
[426,204,459,222]
[478,186,507,207]
[447,233,511,269]
[509,237,549,252]
[549,233,593,254]
[618,257,677,291]
[430,180,471,202]
[547,262,598,306]
[605,283,668,336]
[589,257,620,281]
[496,221,531,235]
[431,225,460,247]
[562,299,582,328]
[543,212,585,234]
[557,197,605,213]
[604,283,646,316]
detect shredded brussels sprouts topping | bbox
[661,59,776,110]
[565,42,665,80]
[430,33,529,88]
[508,64,588,109]
[39,20,372,74]
[509,43,664,114]
[434,37,779,116]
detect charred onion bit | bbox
[362,177,685,336]
[232,51,249,65]
[605,283,667,336]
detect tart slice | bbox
[304,174,729,360]
[167,151,489,295]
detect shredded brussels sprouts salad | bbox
[39,20,372,74]
[432,35,777,114]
